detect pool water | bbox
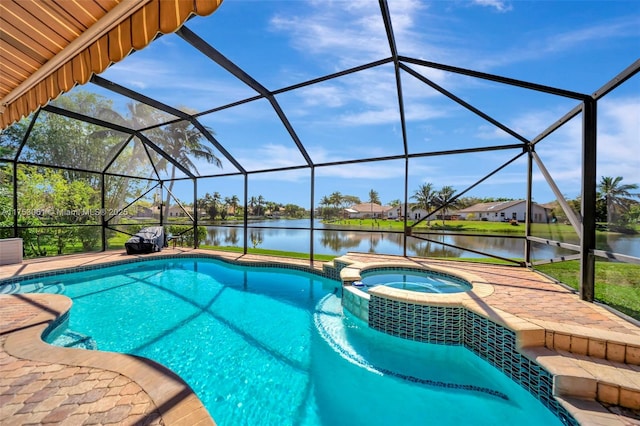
[13,258,562,425]
[358,269,472,293]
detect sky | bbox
[74,0,639,208]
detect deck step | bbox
[523,346,640,411]
[539,322,640,366]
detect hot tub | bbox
[354,269,472,294]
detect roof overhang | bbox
[0,0,223,130]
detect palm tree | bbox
[598,176,639,224]
[229,195,240,217]
[94,101,166,217]
[411,183,436,225]
[207,192,221,220]
[154,118,221,220]
[249,196,258,216]
[434,185,458,225]
[368,189,380,204]
[329,191,343,219]
[329,192,343,209]
[319,195,331,219]
[368,189,380,218]
[257,195,266,216]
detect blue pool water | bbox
[358,269,472,293]
[11,258,563,426]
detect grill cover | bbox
[125,226,166,255]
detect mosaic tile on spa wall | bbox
[362,294,578,425]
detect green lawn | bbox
[329,218,585,237]
[535,260,640,320]
[201,245,337,262]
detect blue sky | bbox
[86,0,639,208]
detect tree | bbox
[228,195,240,217]
[16,166,99,255]
[456,196,483,209]
[319,195,331,219]
[156,116,222,220]
[598,176,639,224]
[368,189,380,218]
[434,186,458,225]
[342,195,361,206]
[368,189,380,204]
[256,195,266,216]
[411,183,436,225]
[212,192,222,219]
[93,99,181,219]
[329,192,343,210]
[284,203,304,218]
[25,91,122,181]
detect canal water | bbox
[202,219,640,260]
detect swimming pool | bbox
[357,269,472,293]
[10,257,565,425]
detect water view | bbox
[202,219,640,260]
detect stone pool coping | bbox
[1,248,640,425]
[1,293,213,426]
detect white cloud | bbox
[597,96,640,184]
[315,161,407,180]
[471,0,512,13]
[474,15,639,71]
[269,4,390,68]
[232,143,309,173]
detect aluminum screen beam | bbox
[580,99,597,302]
[400,56,590,100]
[176,26,314,167]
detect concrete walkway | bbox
[1,249,639,425]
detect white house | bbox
[457,200,551,223]
[386,204,447,221]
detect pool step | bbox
[555,396,639,426]
[50,330,98,350]
[0,281,66,295]
[522,345,640,414]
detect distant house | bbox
[385,203,459,221]
[166,205,205,218]
[167,205,189,217]
[344,203,392,219]
[134,206,154,218]
[457,200,551,223]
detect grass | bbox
[328,218,584,237]
[201,245,337,262]
[535,260,640,320]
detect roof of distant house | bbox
[347,203,391,213]
[457,200,551,214]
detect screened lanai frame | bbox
[0,1,638,304]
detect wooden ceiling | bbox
[0,0,223,129]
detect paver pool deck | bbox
[1,248,639,425]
